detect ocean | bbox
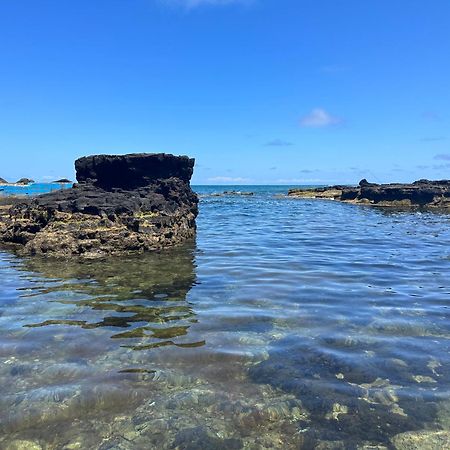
[1,184,450,448]
[0,182,72,196]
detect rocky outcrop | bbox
[16,178,35,185]
[0,153,198,257]
[288,179,450,208]
[208,190,254,197]
[0,177,9,185]
[52,178,72,183]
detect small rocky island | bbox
[0,153,198,257]
[289,179,450,208]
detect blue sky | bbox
[0,0,449,184]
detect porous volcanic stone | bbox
[0,153,198,257]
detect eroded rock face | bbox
[0,153,198,257]
[288,179,450,208]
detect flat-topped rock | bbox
[0,153,198,257]
[288,179,450,208]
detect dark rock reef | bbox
[16,178,35,185]
[288,179,450,208]
[208,190,254,197]
[0,153,198,257]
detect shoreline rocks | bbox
[0,153,198,257]
[288,179,450,208]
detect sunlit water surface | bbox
[1,186,450,449]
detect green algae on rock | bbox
[0,153,198,257]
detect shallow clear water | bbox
[0,182,72,196]
[1,186,450,449]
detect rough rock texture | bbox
[0,153,198,257]
[391,430,450,450]
[0,177,9,185]
[288,179,450,208]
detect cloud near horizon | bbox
[208,176,252,183]
[300,108,342,128]
[420,137,446,142]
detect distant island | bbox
[0,177,35,186]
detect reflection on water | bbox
[20,247,201,348]
[1,187,450,449]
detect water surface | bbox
[1,186,450,449]
[0,182,72,196]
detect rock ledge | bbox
[288,179,450,208]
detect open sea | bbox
[1,184,450,449]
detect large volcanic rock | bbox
[0,153,198,257]
[288,179,450,208]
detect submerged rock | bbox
[288,179,450,208]
[0,153,198,257]
[4,440,42,450]
[391,430,450,450]
[248,335,442,445]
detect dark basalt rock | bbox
[209,191,254,197]
[288,179,450,208]
[75,153,194,189]
[16,178,35,185]
[0,153,198,257]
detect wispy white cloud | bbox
[434,153,450,161]
[164,0,252,8]
[420,136,446,142]
[300,108,342,128]
[264,139,294,147]
[208,176,252,183]
[319,65,349,74]
[422,111,441,121]
[276,178,326,184]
